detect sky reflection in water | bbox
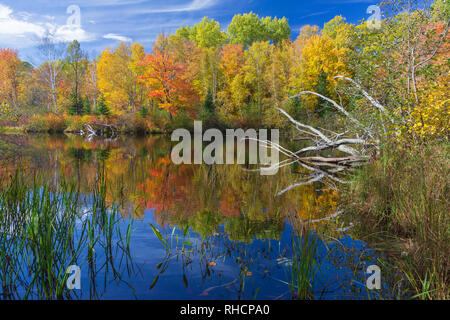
[0,134,390,299]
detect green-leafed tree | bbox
[66,40,87,114]
[97,94,110,116]
[315,70,332,117]
[227,12,290,47]
[69,92,83,115]
[82,96,91,115]
[189,17,227,49]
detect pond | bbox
[0,134,398,300]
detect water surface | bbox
[0,134,394,300]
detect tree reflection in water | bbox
[0,134,398,299]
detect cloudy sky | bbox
[0,0,378,64]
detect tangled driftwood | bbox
[83,123,118,141]
[251,76,394,194]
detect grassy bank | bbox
[345,141,449,299]
[0,126,25,135]
[23,112,166,135]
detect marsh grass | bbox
[0,167,135,299]
[289,229,320,299]
[346,142,449,299]
[273,220,321,300]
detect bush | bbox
[119,113,151,134]
[25,113,67,133]
[65,115,83,132]
[164,112,194,133]
[45,113,67,133]
[26,115,47,132]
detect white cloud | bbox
[0,4,96,47]
[0,4,12,19]
[52,25,97,42]
[103,33,132,42]
[0,5,46,38]
[141,0,217,13]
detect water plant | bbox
[0,168,137,299]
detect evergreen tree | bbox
[82,96,91,115]
[97,94,110,116]
[315,70,332,117]
[203,89,215,113]
[139,105,149,118]
[199,88,215,122]
[69,92,83,115]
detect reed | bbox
[0,167,131,299]
[346,142,449,299]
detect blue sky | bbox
[0,0,379,63]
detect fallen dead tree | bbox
[83,123,118,141]
[252,76,394,194]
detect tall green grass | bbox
[346,142,449,299]
[0,168,134,299]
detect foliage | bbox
[97,94,110,117]
[97,42,146,114]
[82,96,92,115]
[25,113,67,133]
[1,5,448,136]
[139,105,149,118]
[0,49,23,113]
[68,92,83,116]
[139,35,199,117]
[346,142,449,299]
[227,12,291,47]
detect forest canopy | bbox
[0,1,448,140]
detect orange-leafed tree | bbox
[139,35,199,117]
[0,49,22,110]
[220,44,245,81]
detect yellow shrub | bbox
[412,78,450,139]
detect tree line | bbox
[0,1,448,140]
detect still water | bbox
[0,134,394,300]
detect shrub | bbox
[119,114,149,134]
[164,112,194,133]
[65,115,83,132]
[25,113,67,133]
[26,114,47,132]
[45,113,67,133]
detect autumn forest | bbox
[0,1,446,139]
[0,0,449,301]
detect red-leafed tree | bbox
[139,35,199,117]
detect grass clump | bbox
[0,168,133,299]
[346,142,449,299]
[25,113,68,133]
